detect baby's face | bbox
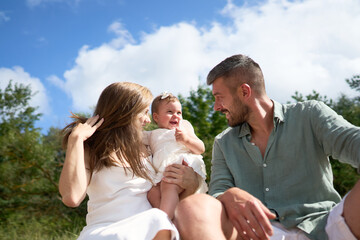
[154,100,182,129]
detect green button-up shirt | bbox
[209,100,360,240]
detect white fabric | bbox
[271,222,310,240]
[269,194,357,240]
[326,195,357,240]
[147,128,208,193]
[77,160,179,240]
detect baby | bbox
[144,92,208,219]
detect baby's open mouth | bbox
[170,121,178,125]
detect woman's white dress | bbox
[77,160,179,240]
[145,128,208,193]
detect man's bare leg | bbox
[343,179,360,238]
[153,230,171,240]
[174,194,238,240]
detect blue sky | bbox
[1,0,360,134]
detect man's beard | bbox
[225,97,249,127]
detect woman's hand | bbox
[70,115,104,142]
[162,160,199,199]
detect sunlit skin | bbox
[212,77,249,127]
[153,101,182,129]
[138,106,151,128]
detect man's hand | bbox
[219,187,276,240]
[162,160,199,198]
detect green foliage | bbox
[0,80,41,131]
[178,84,228,181]
[0,211,84,240]
[290,90,334,106]
[0,80,86,238]
[290,77,360,196]
[345,74,360,94]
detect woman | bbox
[59,82,199,240]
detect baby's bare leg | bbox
[147,184,161,208]
[160,181,183,219]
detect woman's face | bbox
[138,106,151,128]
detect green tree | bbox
[345,74,360,95]
[0,80,43,220]
[0,81,85,239]
[178,84,228,180]
[290,90,333,106]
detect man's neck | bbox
[248,96,274,135]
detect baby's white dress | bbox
[145,128,208,193]
[77,160,179,240]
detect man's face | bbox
[212,77,249,127]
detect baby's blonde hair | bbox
[151,92,179,118]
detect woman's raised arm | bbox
[59,115,103,207]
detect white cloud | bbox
[0,11,10,23]
[47,75,65,90]
[56,0,360,113]
[107,20,136,48]
[219,0,360,102]
[0,66,50,114]
[60,23,213,112]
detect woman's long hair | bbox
[62,82,153,182]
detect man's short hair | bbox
[207,54,266,95]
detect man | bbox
[174,54,360,240]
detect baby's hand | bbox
[175,127,189,144]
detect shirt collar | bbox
[238,100,285,138]
[273,100,285,123]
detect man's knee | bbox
[175,194,222,228]
[175,194,225,239]
[342,180,360,238]
[175,193,210,220]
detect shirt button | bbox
[263,163,267,167]
[265,188,269,192]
